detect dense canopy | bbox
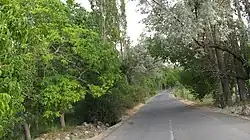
[1,0,250,139]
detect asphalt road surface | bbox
[104,90,250,140]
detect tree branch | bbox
[201,69,248,80]
[194,39,250,76]
[0,64,8,69]
[148,0,250,76]
[77,68,89,80]
[194,38,250,73]
[148,0,185,27]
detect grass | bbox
[173,86,214,107]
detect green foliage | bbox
[139,0,250,107]
[76,93,126,125]
[173,85,192,99]
[0,0,163,139]
[42,75,86,118]
[127,86,149,104]
[179,69,216,100]
[161,68,181,88]
[174,85,214,105]
[0,93,13,136]
[74,82,154,125]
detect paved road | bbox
[104,90,250,140]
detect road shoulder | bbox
[173,95,250,121]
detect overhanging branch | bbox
[148,0,250,75]
[192,38,250,75]
[201,69,248,80]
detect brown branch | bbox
[201,69,248,80]
[192,37,204,46]
[148,0,246,67]
[148,0,250,76]
[0,64,8,69]
[193,38,250,75]
[51,45,62,54]
[77,68,89,79]
[218,0,226,7]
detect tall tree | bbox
[139,0,250,106]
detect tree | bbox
[0,0,164,139]
[138,0,250,107]
[0,0,122,138]
[42,75,85,128]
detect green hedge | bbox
[74,84,156,126]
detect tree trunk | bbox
[100,0,106,40]
[234,0,242,19]
[237,78,247,101]
[215,78,225,108]
[247,83,250,99]
[222,79,232,105]
[243,0,250,22]
[60,112,66,128]
[235,81,239,102]
[212,49,225,108]
[215,49,232,106]
[211,24,232,107]
[235,59,248,102]
[230,1,249,103]
[23,122,31,140]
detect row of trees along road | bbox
[0,0,166,140]
[6,0,250,139]
[139,0,250,108]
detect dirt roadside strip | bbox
[87,103,144,140]
[174,95,250,121]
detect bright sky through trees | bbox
[77,0,144,44]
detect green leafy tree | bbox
[138,0,250,107]
[42,75,86,128]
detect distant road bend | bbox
[104,90,250,140]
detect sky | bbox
[76,0,144,44]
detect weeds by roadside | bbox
[34,85,157,140]
[173,86,250,119]
[173,86,214,107]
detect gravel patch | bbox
[35,122,108,140]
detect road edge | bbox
[173,95,250,121]
[201,106,250,121]
[87,120,126,140]
[87,90,166,140]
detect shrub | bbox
[73,81,156,126]
[129,86,149,104]
[74,92,125,125]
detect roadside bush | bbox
[91,93,125,125]
[173,85,193,100]
[161,68,181,89]
[74,82,155,126]
[74,92,126,125]
[149,90,157,96]
[129,86,150,104]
